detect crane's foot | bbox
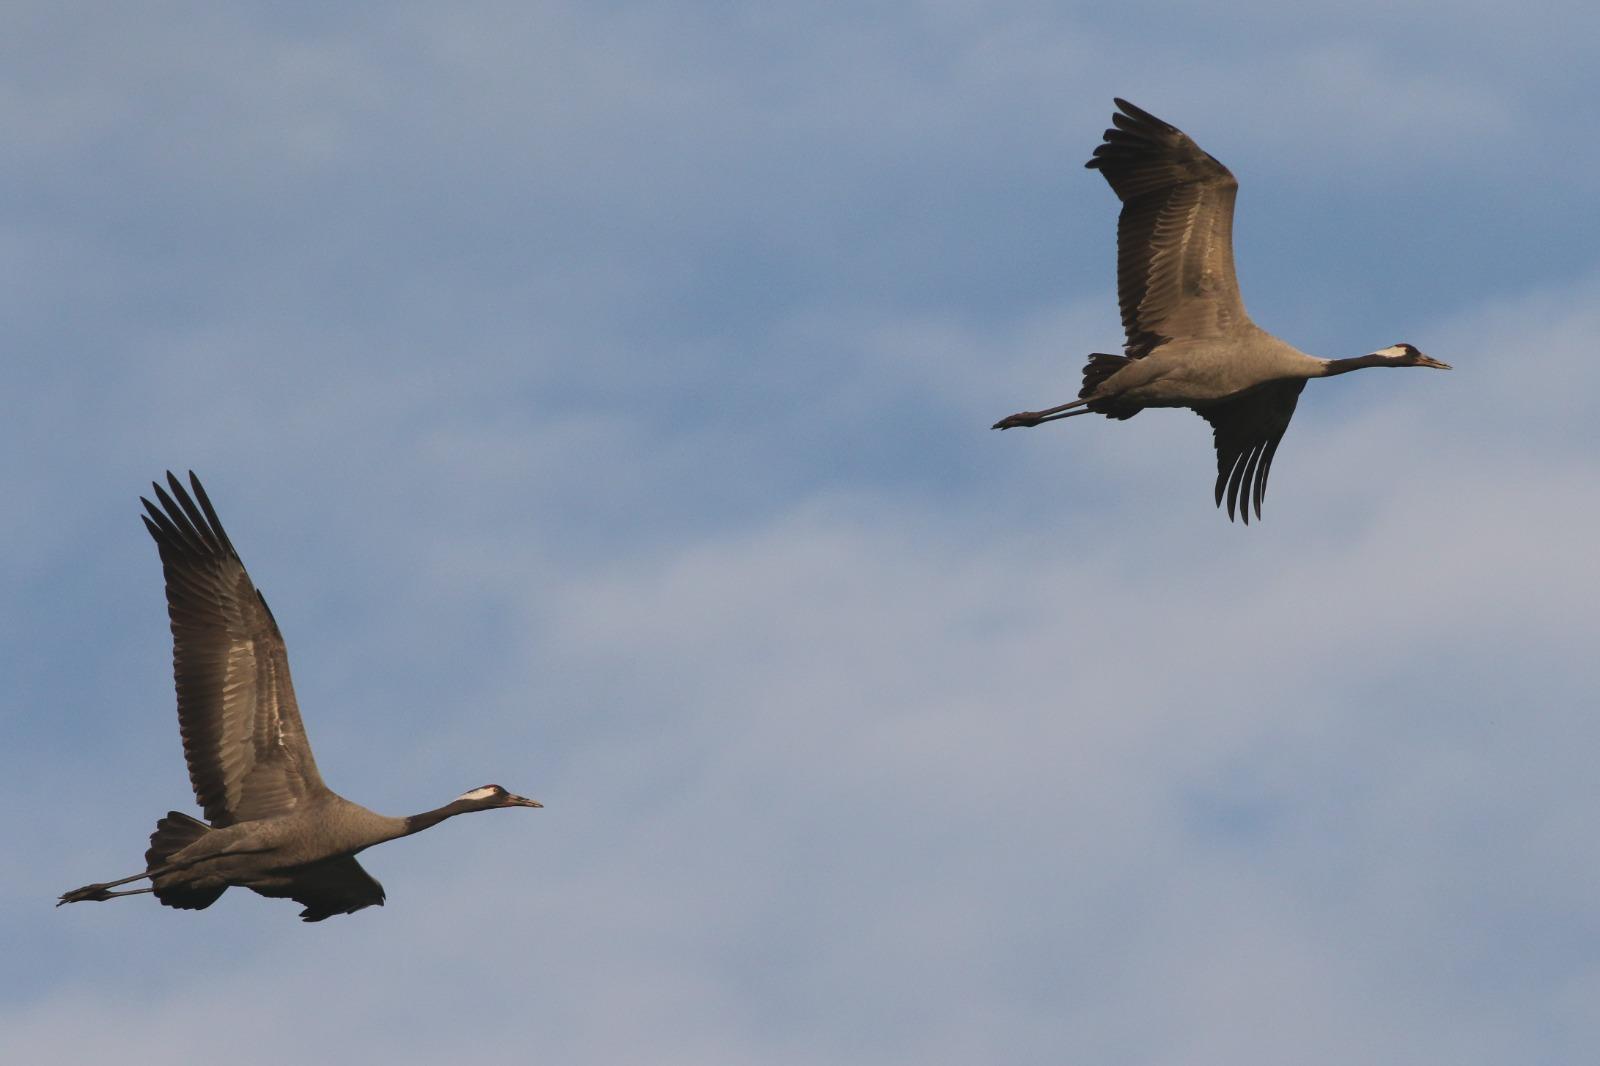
[992,411,1044,430]
[58,883,117,905]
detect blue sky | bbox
[5,3,1599,1063]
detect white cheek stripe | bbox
[458,786,498,802]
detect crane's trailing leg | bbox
[57,862,190,906]
[58,809,217,906]
[57,885,155,904]
[993,399,1093,430]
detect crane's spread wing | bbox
[141,472,326,826]
[1086,98,1251,358]
[249,855,386,922]
[1197,381,1305,523]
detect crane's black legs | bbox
[992,398,1092,430]
[66,887,155,902]
[56,861,191,906]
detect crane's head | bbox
[1374,343,1451,369]
[455,784,543,810]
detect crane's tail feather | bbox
[1079,353,1141,420]
[146,812,226,911]
[146,811,211,866]
[1080,352,1131,397]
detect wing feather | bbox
[249,855,386,922]
[1197,382,1305,523]
[142,472,326,826]
[1086,98,1251,357]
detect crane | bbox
[993,98,1450,521]
[58,472,541,921]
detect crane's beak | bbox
[506,794,543,808]
[1417,355,1451,370]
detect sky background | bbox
[4,2,1599,1063]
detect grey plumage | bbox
[58,473,541,922]
[994,98,1450,522]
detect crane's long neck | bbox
[1314,353,1397,377]
[401,799,479,836]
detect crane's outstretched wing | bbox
[1197,381,1305,523]
[141,472,327,826]
[249,855,386,922]
[1087,98,1252,358]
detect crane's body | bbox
[1087,328,1319,408]
[994,99,1449,521]
[58,474,540,922]
[144,799,398,903]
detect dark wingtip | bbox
[1112,97,1148,119]
[1112,98,1170,126]
[1218,459,1247,524]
